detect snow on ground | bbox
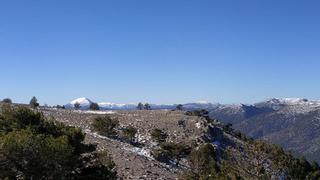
[84,128,154,160]
[123,147,153,160]
[195,122,201,129]
[73,110,116,115]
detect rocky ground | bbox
[38,107,314,179]
[41,108,206,179]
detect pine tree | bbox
[74,102,81,110]
[29,96,39,109]
[2,98,12,104]
[144,103,151,110]
[137,102,144,110]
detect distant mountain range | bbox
[208,98,320,164]
[64,97,219,110]
[65,97,320,163]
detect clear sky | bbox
[0,0,320,105]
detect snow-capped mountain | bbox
[64,97,135,110]
[64,97,320,116]
[254,98,320,113]
[65,97,93,110]
[207,97,320,164]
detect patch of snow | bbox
[84,129,109,140]
[72,110,116,115]
[83,110,116,115]
[123,147,153,160]
[195,122,201,129]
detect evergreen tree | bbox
[144,103,151,110]
[29,96,39,109]
[74,102,81,110]
[2,98,12,104]
[137,102,144,110]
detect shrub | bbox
[152,142,191,165]
[189,143,218,175]
[2,98,12,104]
[56,105,65,109]
[0,106,117,179]
[92,116,119,137]
[122,126,137,143]
[222,123,233,133]
[253,140,320,179]
[178,120,185,127]
[186,109,209,119]
[151,129,168,143]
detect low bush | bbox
[150,129,168,143]
[122,126,137,143]
[92,116,119,137]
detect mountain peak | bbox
[70,97,93,105]
[64,97,93,109]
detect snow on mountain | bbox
[254,98,320,114]
[65,97,320,114]
[258,98,320,106]
[98,102,137,110]
[65,98,136,110]
[65,97,93,110]
[65,97,217,110]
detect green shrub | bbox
[253,140,320,179]
[122,126,137,143]
[92,116,119,137]
[152,142,191,165]
[222,123,233,133]
[150,129,168,143]
[0,106,117,179]
[189,144,218,175]
[2,98,12,104]
[185,109,209,119]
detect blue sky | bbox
[0,0,320,105]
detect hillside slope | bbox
[39,107,320,179]
[208,98,320,164]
